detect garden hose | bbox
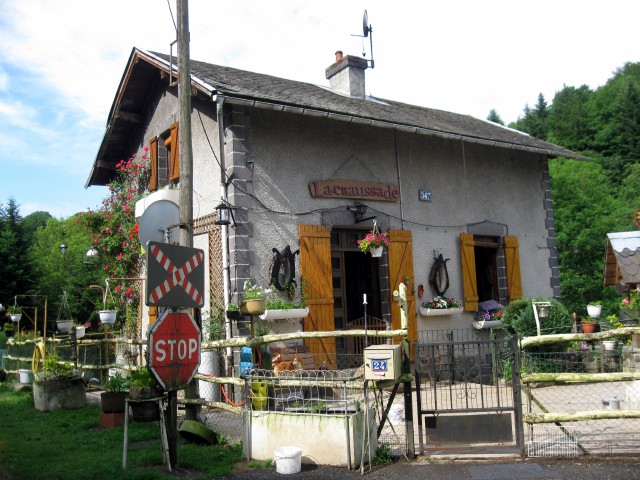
[32,341,45,373]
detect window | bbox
[460,232,522,311]
[148,122,180,192]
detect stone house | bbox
[86,47,584,362]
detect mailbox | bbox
[363,344,401,381]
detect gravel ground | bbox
[217,457,640,480]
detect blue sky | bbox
[1,0,639,218]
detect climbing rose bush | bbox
[77,148,149,330]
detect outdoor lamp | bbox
[84,247,99,266]
[214,201,235,226]
[59,240,67,255]
[532,301,552,336]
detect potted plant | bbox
[581,318,598,334]
[74,321,88,339]
[587,301,602,319]
[56,318,73,333]
[100,372,128,413]
[620,287,640,325]
[33,354,86,411]
[357,228,390,257]
[8,306,22,323]
[98,297,118,325]
[260,282,309,321]
[127,367,162,422]
[419,296,463,316]
[226,303,243,320]
[240,280,271,315]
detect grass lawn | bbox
[0,383,244,480]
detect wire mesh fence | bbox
[522,335,640,456]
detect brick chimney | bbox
[325,50,368,98]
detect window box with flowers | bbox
[473,301,505,329]
[357,226,390,257]
[419,296,463,316]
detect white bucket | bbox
[274,446,302,474]
[19,369,32,384]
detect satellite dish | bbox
[138,199,180,248]
[363,10,369,37]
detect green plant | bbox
[3,323,14,335]
[254,321,272,337]
[226,304,239,312]
[588,301,602,306]
[127,367,157,389]
[372,442,395,465]
[7,306,22,314]
[503,297,572,340]
[243,280,271,300]
[621,286,640,309]
[104,372,127,392]
[0,331,7,349]
[38,353,73,380]
[205,308,226,341]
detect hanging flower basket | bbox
[10,313,21,323]
[99,310,117,324]
[56,320,73,333]
[357,224,390,256]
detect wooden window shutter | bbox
[460,232,479,311]
[504,235,523,301]
[148,137,158,191]
[168,122,180,181]
[388,229,416,359]
[298,224,335,367]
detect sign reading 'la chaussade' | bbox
[309,180,399,202]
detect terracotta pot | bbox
[582,321,597,334]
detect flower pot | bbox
[240,299,266,316]
[226,309,243,320]
[99,310,117,324]
[129,400,160,422]
[56,320,73,333]
[19,369,32,385]
[369,246,383,257]
[581,321,597,334]
[582,356,598,373]
[603,340,617,351]
[10,313,21,322]
[101,391,127,413]
[587,305,602,319]
[75,326,86,339]
[620,309,640,325]
[259,307,309,321]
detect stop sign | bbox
[148,309,201,391]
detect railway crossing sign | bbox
[147,309,201,391]
[146,241,205,308]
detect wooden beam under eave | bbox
[95,160,115,171]
[114,110,143,124]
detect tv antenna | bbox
[351,9,375,68]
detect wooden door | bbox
[388,229,417,359]
[299,225,336,366]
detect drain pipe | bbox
[216,95,233,366]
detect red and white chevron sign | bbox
[145,241,205,308]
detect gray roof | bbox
[606,232,640,284]
[87,48,587,187]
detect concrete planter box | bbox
[33,376,86,411]
[246,408,377,468]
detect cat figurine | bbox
[272,353,304,376]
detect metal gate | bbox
[414,329,524,454]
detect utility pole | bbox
[176,0,198,464]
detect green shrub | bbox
[504,297,572,339]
